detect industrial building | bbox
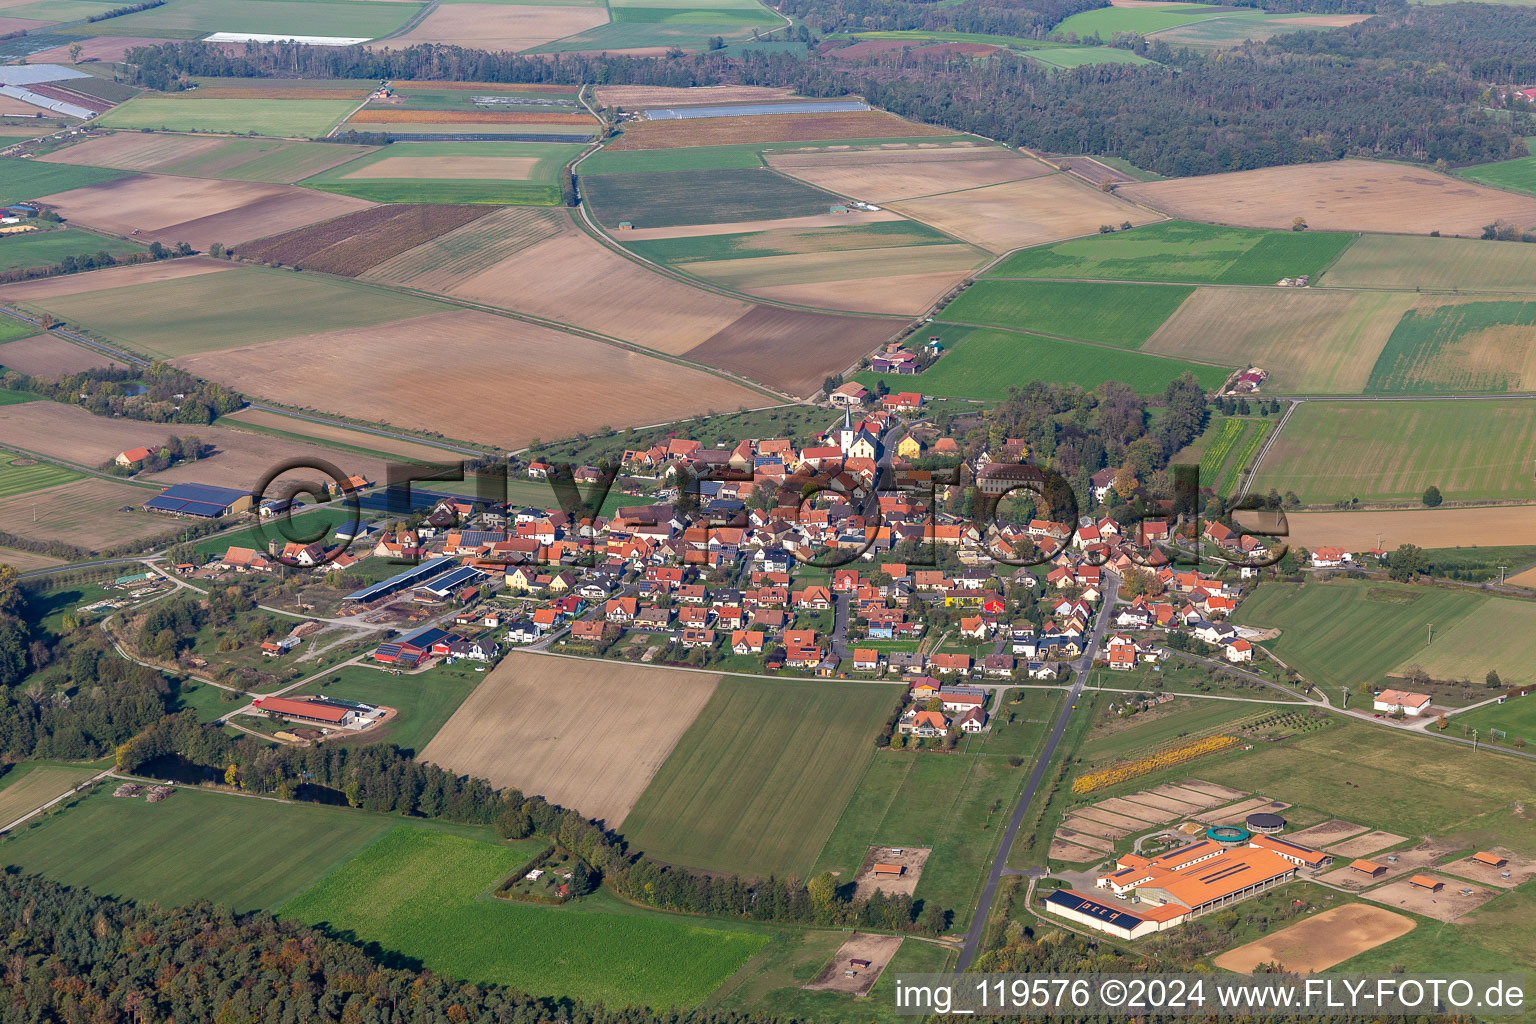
[143,483,253,518]
[343,557,459,605]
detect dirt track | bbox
[1214,904,1414,972]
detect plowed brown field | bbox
[234,204,494,276]
[0,257,233,301]
[0,334,127,376]
[686,305,904,396]
[608,110,959,150]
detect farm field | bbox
[421,653,721,826]
[585,167,838,228]
[1461,152,1536,195]
[1055,2,1251,36]
[96,96,358,136]
[1214,904,1415,973]
[1185,415,1273,495]
[234,204,495,276]
[1232,580,1486,690]
[1250,398,1536,504]
[624,218,957,263]
[580,138,985,176]
[0,477,172,551]
[1321,234,1536,293]
[1452,695,1536,745]
[675,243,986,314]
[0,762,99,827]
[360,205,566,292]
[939,280,1194,347]
[36,174,376,252]
[217,407,458,463]
[1365,299,1536,394]
[0,155,128,207]
[1077,697,1265,767]
[0,256,232,300]
[302,140,583,204]
[1142,288,1421,394]
[986,221,1355,286]
[101,0,423,39]
[0,785,396,912]
[281,826,770,1008]
[384,3,610,51]
[1119,161,1536,236]
[620,676,900,878]
[1147,9,1368,46]
[592,83,794,106]
[1392,595,1536,687]
[685,304,907,396]
[1281,510,1536,567]
[852,324,1230,399]
[42,132,375,183]
[0,449,80,498]
[174,309,769,450]
[6,263,447,359]
[604,110,958,150]
[528,6,787,54]
[291,664,486,755]
[888,174,1161,254]
[0,228,145,272]
[0,546,62,571]
[1024,45,1157,67]
[764,145,1053,203]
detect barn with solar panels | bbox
[142,483,253,518]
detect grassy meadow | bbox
[583,168,838,228]
[0,451,81,499]
[0,229,145,273]
[0,157,128,207]
[303,140,584,205]
[938,280,1194,347]
[98,96,358,137]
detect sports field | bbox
[1321,234,1536,293]
[102,0,422,38]
[853,324,1229,399]
[1250,398,1536,504]
[585,167,838,228]
[43,133,375,184]
[938,280,1194,347]
[0,762,99,827]
[1232,580,1485,689]
[1365,300,1536,394]
[281,825,770,1008]
[0,786,396,912]
[303,140,583,204]
[1453,693,1536,743]
[8,265,447,359]
[97,96,358,137]
[0,156,128,207]
[0,451,80,498]
[619,676,900,878]
[0,229,145,273]
[986,221,1354,286]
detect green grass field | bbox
[1398,595,1536,687]
[619,677,900,878]
[1181,414,1274,495]
[0,786,397,911]
[1232,580,1486,690]
[0,319,37,344]
[0,387,40,406]
[282,825,770,1008]
[1078,696,1269,765]
[626,219,956,264]
[583,168,838,229]
[0,157,128,206]
[101,0,422,38]
[529,5,779,52]
[291,663,484,755]
[0,0,121,21]
[0,762,99,826]
[853,324,1230,400]
[0,229,145,273]
[1250,398,1536,504]
[1320,234,1536,293]
[578,136,983,175]
[0,451,81,498]
[986,221,1354,286]
[303,140,583,205]
[1055,3,1256,37]
[1461,154,1536,195]
[14,266,447,359]
[938,280,1194,348]
[1453,695,1536,745]
[1366,300,1536,394]
[97,97,358,137]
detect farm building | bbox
[1409,875,1444,892]
[344,556,459,605]
[252,695,377,727]
[1350,859,1387,878]
[116,446,154,467]
[1373,689,1432,716]
[1246,812,1286,834]
[1044,889,1187,940]
[872,863,905,878]
[1474,851,1508,868]
[143,483,253,518]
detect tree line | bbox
[0,363,244,425]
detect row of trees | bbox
[0,240,189,286]
[0,363,243,425]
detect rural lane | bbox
[956,571,1120,971]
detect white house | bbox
[1225,638,1253,663]
[1374,688,1432,716]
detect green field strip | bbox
[0,156,131,207]
[938,280,1195,349]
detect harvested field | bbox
[43,132,228,171]
[593,84,795,106]
[1213,904,1414,973]
[384,4,609,50]
[0,257,232,301]
[1364,875,1498,923]
[852,846,929,899]
[342,156,540,179]
[1325,830,1409,858]
[0,334,126,376]
[677,245,984,315]
[173,310,768,449]
[0,478,174,551]
[347,109,595,125]
[1365,298,1536,394]
[233,204,494,276]
[617,209,905,240]
[607,110,958,150]
[1285,820,1370,846]
[1280,506,1536,552]
[766,146,1053,203]
[25,35,174,63]
[889,174,1159,254]
[218,408,457,463]
[1119,160,1536,236]
[38,174,375,251]
[361,206,566,292]
[1142,287,1412,393]
[1322,234,1536,293]
[420,653,718,826]
[433,220,753,355]
[686,304,905,396]
[0,546,62,571]
[1440,849,1536,888]
[1092,796,1177,823]
[804,934,903,996]
[42,133,372,183]
[1060,814,1131,840]
[1047,840,1107,863]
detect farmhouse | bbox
[143,482,253,518]
[1373,689,1432,716]
[116,446,154,468]
[253,695,376,728]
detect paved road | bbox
[956,571,1120,970]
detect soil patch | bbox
[852,845,930,898]
[805,933,904,996]
[1213,904,1414,973]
